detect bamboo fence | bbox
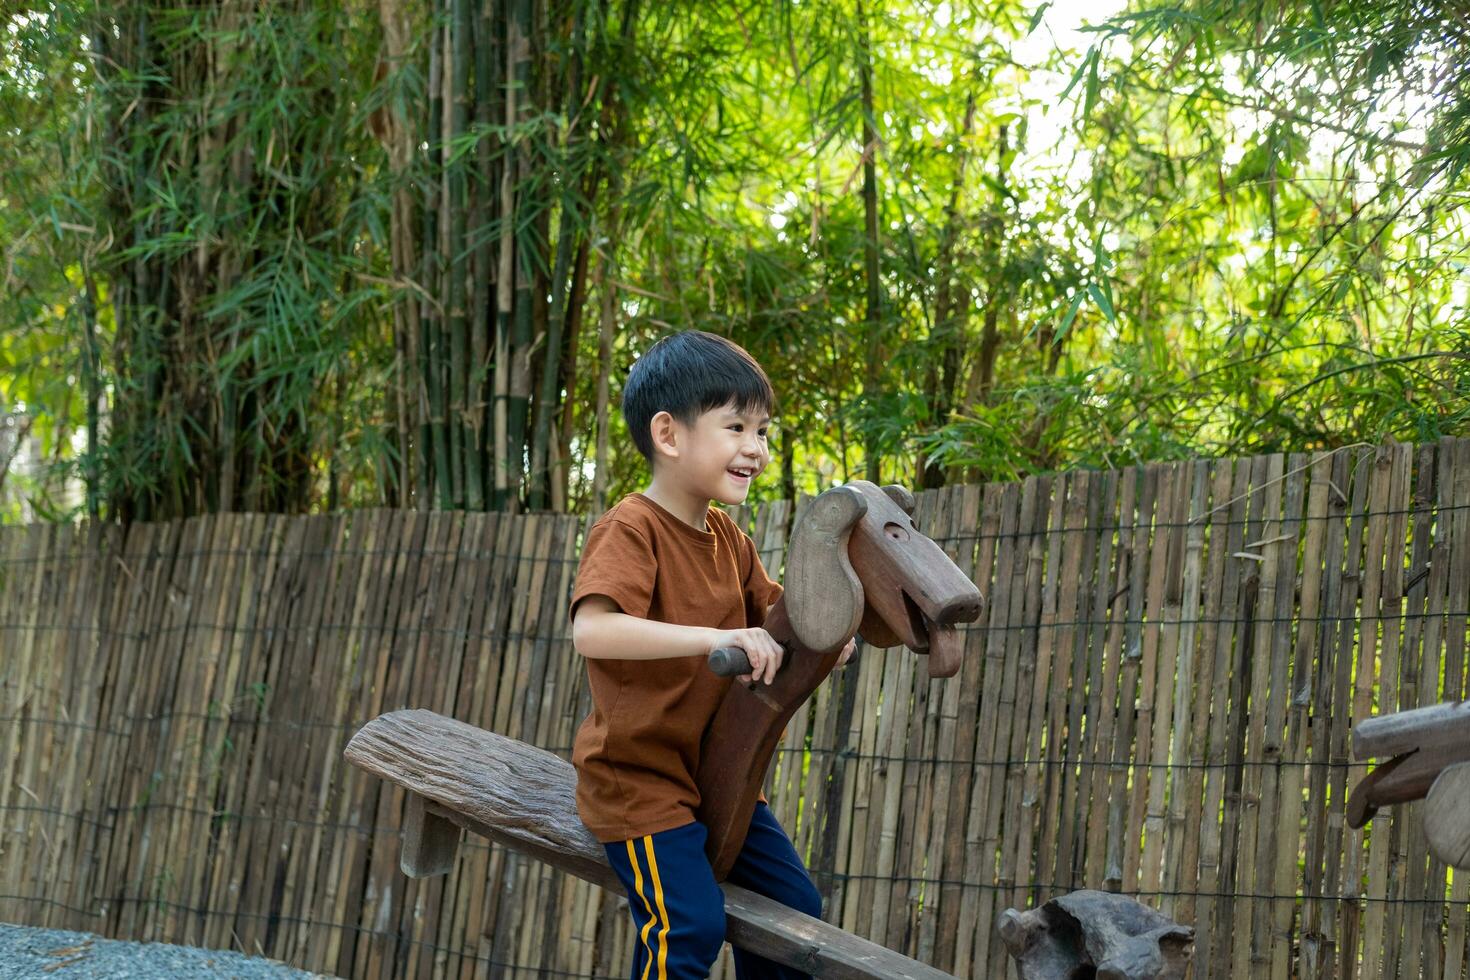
[2,437,1469,978]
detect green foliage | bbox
[1034,0,1470,468]
[3,0,397,520]
[2,0,1466,521]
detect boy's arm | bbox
[572,595,716,660]
[572,595,786,681]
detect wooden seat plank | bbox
[344,708,956,980]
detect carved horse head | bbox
[698,481,984,878]
[784,481,983,678]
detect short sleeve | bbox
[570,519,656,622]
[741,534,783,628]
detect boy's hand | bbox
[709,627,785,685]
[836,636,857,667]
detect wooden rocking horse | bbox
[344,482,983,977]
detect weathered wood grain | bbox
[1000,890,1193,980]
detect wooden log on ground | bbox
[998,890,1194,980]
[344,708,957,979]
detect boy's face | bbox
[652,401,771,504]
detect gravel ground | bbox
[0,924,336,979]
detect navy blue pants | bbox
[604,802,823,979]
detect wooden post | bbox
[400,792,461,878]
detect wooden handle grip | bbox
[709,642,801,679]
[708,646,752,677]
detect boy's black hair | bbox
[622,330,776,463]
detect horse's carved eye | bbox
[884,521,911,542]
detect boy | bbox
[569,330,854,979]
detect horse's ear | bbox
[880,484,915,515]
[784,486,868,653]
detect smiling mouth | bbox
[728,468,755,480]
[901,590,929,648]
[902,589,966,678]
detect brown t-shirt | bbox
[568,492,783,842]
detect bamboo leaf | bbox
[1026,2,1052,35]
[1088,282,1115,323]
[1056,291,1086,344]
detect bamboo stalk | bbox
[1264,456,1310,979]
[1393,447,1436,976]
[1050,471,1094,896]
[1296,452,1338,978]
[552,233,590,512]
[1194,458,1249,978]
[469,0,500,513]
[964,481,1020,973]
[1176,462,1223,930]
[1010,472,1059,907]
[1081,468,1124,890]
[1107,465,1151,895]
[1227,453,1276,976]
[857,0,882,485]
[1005,474,1057,914]
[530,0,586,512]
[919,484,982,970]
[449,0,475,509]
[503,0,536,514]
[1438,438,1470,977]
[1325,450,1374,977]
[929,481,987,975]
[491,0,523,514]
[423,15,451,510]
[1142,465,1188,910]
[373,0,422,508]
[1354,446,1395,979]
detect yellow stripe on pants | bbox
[642,836,672,980]
[625,838,660,980]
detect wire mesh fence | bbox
[3,437,1469,978]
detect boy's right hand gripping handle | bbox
[708,646,752,678]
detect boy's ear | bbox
[648,410,681,459]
